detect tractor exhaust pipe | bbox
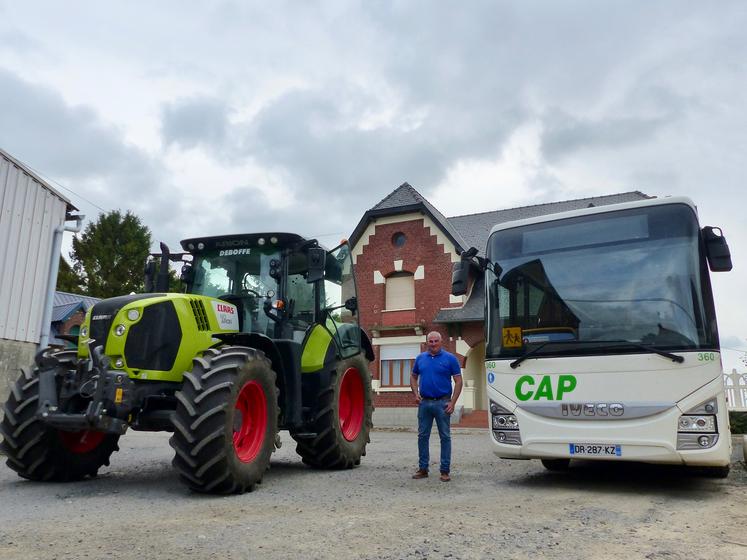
[156,242,171,292]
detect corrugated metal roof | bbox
[0,148,76,211]
[0,150,72,343]
[54,290,100,310]
[52,301,84,322]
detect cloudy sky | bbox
[1,1,746,369]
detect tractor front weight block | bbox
[36,365,134,436]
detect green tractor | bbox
[0,232,375,494]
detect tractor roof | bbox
[180,232,313,253]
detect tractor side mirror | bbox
[702,226,733,272]
[180,264,195,284]
[344,296,358,315]
[307,247,326,283]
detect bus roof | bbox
[488,196,697,238]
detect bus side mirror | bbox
[702,226,732,272]
[307,247,326,283]
[451,260,470,296]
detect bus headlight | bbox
[490,400,521,445]
[677,400,719,450]
[677,415,716,433]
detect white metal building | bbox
[0,147,79,407]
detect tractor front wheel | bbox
[169,346,279,494]
[293,354,374,469]
[0,349,120,481]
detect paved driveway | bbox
[0,430,745,559]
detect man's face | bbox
[426,335,442,355]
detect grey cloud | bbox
[211,85,524,210]
[0,28,42,55]
[540,109,675,162]
[0,69,150,180]
[0,69,184,251]
[161,97,230,150]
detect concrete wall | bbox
[0,338,37,443]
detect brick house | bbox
[349,183,650,427]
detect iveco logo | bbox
[561,403,625,417]
[92,314,111,321]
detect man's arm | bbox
[410,373,421,404]
[445,375,462,414]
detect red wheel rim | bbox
[339,367,364,442]
[233,380,268,463]
[58,430,105,454]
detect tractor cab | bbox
[177,232,360,353]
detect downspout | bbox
[38,214,85,350]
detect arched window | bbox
[385,272,414,310]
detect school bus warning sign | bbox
[502,327,522,348]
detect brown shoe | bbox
[439,472,451,482]
[412,468,428,479]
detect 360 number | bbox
[697,352,716,361]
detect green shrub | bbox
[729,411,747,434]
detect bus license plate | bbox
[569,443,621,457]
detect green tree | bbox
[71,210,152,298]
[56,256,84,293]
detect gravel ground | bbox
[0,429,745,560]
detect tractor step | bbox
[291,432,318,439]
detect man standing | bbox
[410,331,462,482]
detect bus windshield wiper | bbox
[509,339,684,369]
[510,341,569,369]
[592,340,685,364]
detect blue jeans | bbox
[417,398,452,474]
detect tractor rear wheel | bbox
[0,349,120,481]
[169,346,279,494]
[293,354,373,469]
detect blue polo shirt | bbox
[412,349,461,398]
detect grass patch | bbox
[729,411,747,434]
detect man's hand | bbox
[414,393,422,404]
[445,401,455,415]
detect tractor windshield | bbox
[190,246,281,335]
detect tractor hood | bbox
[78,293,239,382]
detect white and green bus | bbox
[453,196,734,475]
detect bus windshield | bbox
[485,203,718,360]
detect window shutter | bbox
[385,274,415,310]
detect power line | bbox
[11,154,108,213]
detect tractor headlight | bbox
[80,326,88,338]
[127,309,140,321]
[114,324,126,336]
[114,357,125,369]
